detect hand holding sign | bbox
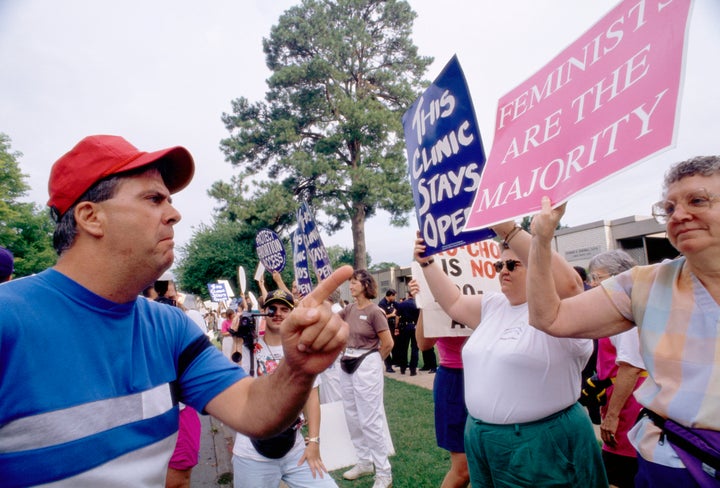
[531,196,567,241]
[280,265,353,376]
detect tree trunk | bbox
[351,203,367,270]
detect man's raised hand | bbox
[280,265,353,375]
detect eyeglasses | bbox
[589,272,613,283]
[652,188,720,224]
[493,259,522,272]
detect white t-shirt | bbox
[232,338,319,461]
[610,329,645,369]
[185,309,207,334]
[462,292,592,424]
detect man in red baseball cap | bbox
[0,135,353,487]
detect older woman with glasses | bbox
[414,226,607,487]
[527,155,720,487]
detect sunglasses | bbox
[493,259,522,272]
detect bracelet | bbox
[304,436,320,445]
[503,226,522,246]
[419,258,435,268]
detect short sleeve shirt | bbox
[339,302,389,349]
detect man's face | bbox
[264,302,292,333]
[387,294,396,303]
[94,168,181,281]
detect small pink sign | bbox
[465,0,692,231]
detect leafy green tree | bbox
[220,0,432,269]
[369,261,398,272]
[175,221,258,299]
[0,133,56,276]
[175,219,296,301]
[521,215,565,233]
[326,244,371,269]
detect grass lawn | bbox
[328,376,448,488]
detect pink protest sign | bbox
[464,0,692,231]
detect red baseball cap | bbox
[47,135,195,218]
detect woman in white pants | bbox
[338,269,394,488]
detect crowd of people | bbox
[1,132,718,488]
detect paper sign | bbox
[237,266,246,294]
[247,291,258,312]
[402,55,494,255]
[412,238,502,338]
[318,400,394,471]
[217,279,235,298]
[255,228,286,272]
[207,283,228,302]
[465,0,692,231]
[253,262,265,283]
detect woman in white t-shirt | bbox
[414,225,607,488]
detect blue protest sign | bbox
[207,282,228,302]
[292,228,313,297]
[402,55,494,256]
[255,228,286,273]
[297,203,333,281]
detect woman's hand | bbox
[413,231,433,265]
[298,441,327,478]
[530,196,566,241]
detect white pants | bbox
[340,351,392,476]
[318,356,343,404]
[222,336,234,360]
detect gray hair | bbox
[588,249,637,276]
[663,156,720,195]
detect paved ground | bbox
[383,367,436,390]
[191,415,235,487]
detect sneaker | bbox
[372,474,393,488]
[343,463,374,480]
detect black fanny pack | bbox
[250,418,301,459]
[341,350,377,374]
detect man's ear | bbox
[74,201,105,238]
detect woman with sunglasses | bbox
[414,226,607,487]
[528,156,720,488]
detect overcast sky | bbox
[1,0,718,267]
